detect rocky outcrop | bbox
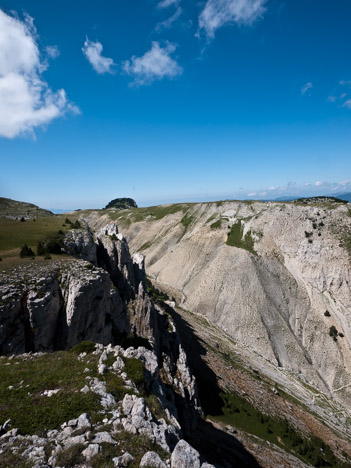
[0,343,210,468]
[0,218,202,449]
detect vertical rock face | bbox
[0,222,156,353]
[0,219,201,430]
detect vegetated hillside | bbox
[95,198,351,413]
[0,197,53,219]
[0,212,82,267]
[104,197,138,210]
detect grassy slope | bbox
[0,215,79,262]
[0,349,101,435]
[0,344,168,468]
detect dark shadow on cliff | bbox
[160,301,261,468]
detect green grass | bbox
[211,391,349,467]
[90,434,168,468]
[206,214,217,223]
[123,357,145,388]
[109,203,191,224]
[56,443,85,466]
[210,219,221,229]
[0,215,76,257]
[181,214,194,229]
[226,221,256,255]
[0,351,101,435]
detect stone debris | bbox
[140,451,167,467]
[171,439,201,468]
[0,341,211,468]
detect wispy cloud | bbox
[327,79,351,109]
[198,0,267,39]
[158,0,180,8]
[246,180,351,200]
[0,9,78,139]
[301,82,313,96]
[122,41,182,86]
[46,45,60,59]
[82,38,115,74]
[156,7,183,31]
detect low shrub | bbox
[20,244,35,258]
[69,341,96,354]
[56,443,84,467]
[329,325,338,341]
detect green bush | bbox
[20,244,35,258]
[324,310,331,317]
[329,325,338,341]
[71,220,81,229]
[20,217,26,222]
[69,341,97,354]
[56,443,84,466]
[37,241,45,256]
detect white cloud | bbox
[158,0,180,8]
[0,9,78,139]
[340,80,351,86]
[156,7,183,31]
[46,45,60,59]
[314,181,324,187]
[301,82,313,96]
[268,186,278,191]
[327,95,336,103]
[198,0,267,38]
[247,192,256,197]
[122,41,182,86]
[82,38,115,74]
[342,99,351,109]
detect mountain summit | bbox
[104,198,137,210]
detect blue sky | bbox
[1,0,351,209]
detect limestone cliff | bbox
[103,199,351,409]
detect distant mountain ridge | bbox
[0,197,53,219]
[271,193,351,203]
